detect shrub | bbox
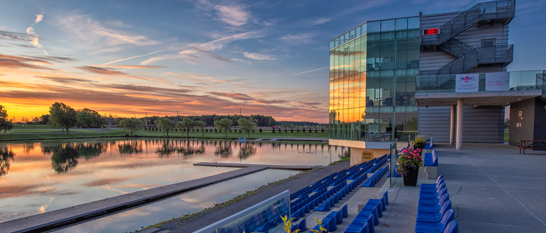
[259,128,262,133]
[272,128,275,133]
[321,127,324,133]
[291,128,294,133]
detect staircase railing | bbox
[422,0,515,47]
[438,39,475,58]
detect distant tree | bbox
[195,120,206,137]
[155,117,176,136]
[177,118,195,137]
[268,118,277,127]
[0,106,14,133]
[214,118,232,137]
[49,102,78,135]
[119,118,142,135]
[238,118,256,138]
[39,114,50,124]
[77,108,102,128]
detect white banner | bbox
[485,72,510,91]
[456,73,479,92]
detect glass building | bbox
[329,16,420,142]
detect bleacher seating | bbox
[415,174,458,233]
[244,154,390,232]
[344,190,389,233]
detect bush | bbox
[291,128,293,133]
[272,128,275,133]
[322,127,324,133]
[296,128,299,133]
[215,128,217,132]
[259,128,262,133]
[285,128,287,133]
[252,129,255,133]
[315,128,318,133]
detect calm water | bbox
[0,138,344,231]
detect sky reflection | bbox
[55,169,299,233]
[0,139,344,223]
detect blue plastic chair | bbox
[419,193,449,206]
[415,209,454,233]
[421,182,446,194]
[417,200,452,223]
[443,220,458,233]
[420,187,448,200]
[418,194,450,213]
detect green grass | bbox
[329,156,350,165]
[504,132,509,142]
[0,128,329,142]
[12,124,57,129]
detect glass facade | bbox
[329,17,420,142]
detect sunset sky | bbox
[1,0,545,123]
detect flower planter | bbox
[403,167,419,186]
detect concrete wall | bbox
[419,105,504,143]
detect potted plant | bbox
[396,147,423,186]
[413,135,426,150]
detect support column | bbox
[450,105,456,145]
[456,99,464,150]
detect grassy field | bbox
[0,128,329,141]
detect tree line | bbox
[0,102,279,135]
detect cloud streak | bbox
[292,66,329,75]
[243,52,277,61]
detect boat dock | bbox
[193,162,319,171]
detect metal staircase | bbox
[422,0,516,75]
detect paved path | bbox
[437,143,546,232]
[163,161,351,232]
[375,143,546,233]
[194,162,319,170]
[0,166,268,233]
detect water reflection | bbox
[0,146,15,177]
[215,141,232,157]
[0,138,341,224]
[238,143,257,160]
[118,141,143,154]
[45,143,107,173]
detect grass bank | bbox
[0,129,328,142]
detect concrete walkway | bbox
[193,162,319,170]
[0,166,268,233]
[436,143,546,232]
